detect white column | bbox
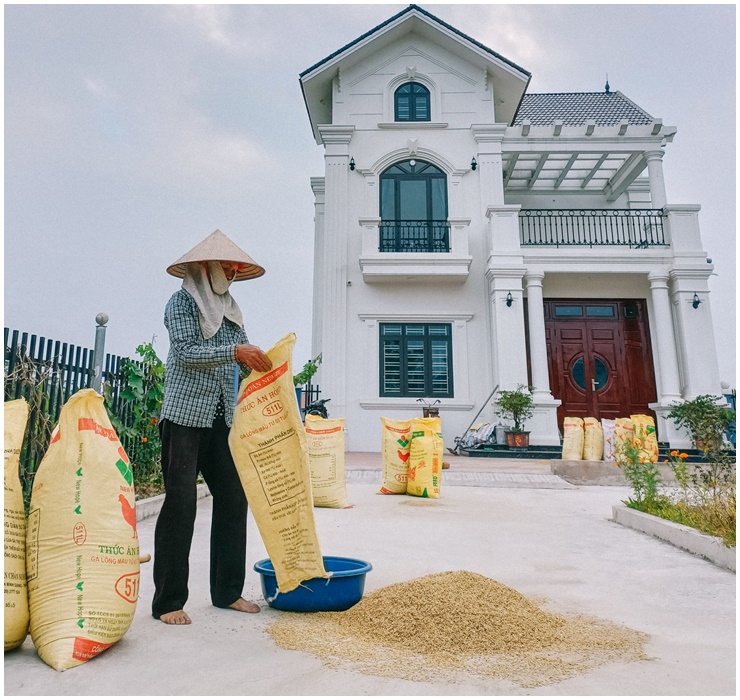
[524,272,553,401]
[316,125,354,415]
[486,270,528,390]
[647,272,682,402]
[644,149,668,209]
[669,272,723,397]
[310,177,325,362]
[472,125,507,207]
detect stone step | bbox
[463,443,735,463]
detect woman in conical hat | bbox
[153,229,272,625]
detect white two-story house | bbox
[300,4,722,452]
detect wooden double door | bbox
[541,300,657,427]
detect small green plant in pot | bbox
[293,353,322,410]
[494,385,534,449]
[667,394,735,453]
[293,353,322,387]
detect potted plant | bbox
[494,385,534,449]
[293,353,322,409]
[667,394,735,452]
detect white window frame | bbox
[358,313,474,411]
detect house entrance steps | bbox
[345,451,575,489]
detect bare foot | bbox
[227,597,260,614]
[159,609,191,625]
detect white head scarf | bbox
[181,262,244,339]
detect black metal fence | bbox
[5,327,323,498]
[4,328,131,491]
[379,220,450,252]
[519,209,667,248]
[4,328,131,497]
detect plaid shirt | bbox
[160,289,248,428]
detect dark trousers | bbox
[152,417,247,618]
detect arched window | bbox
[394,82,431,122]
[379,159,449,252]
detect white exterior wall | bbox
[307,21,723,451]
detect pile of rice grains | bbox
[267,571,650,688]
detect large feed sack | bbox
[27,389,140,671]
[583,417,604,461]
[305,415,349,508]
[379,418,411,495]
[228,333,326,594]
[561,417,585,460]
[613,417,634,462]
[602,418,616,461]
[5,398,30,651]
[631,414,659,463]
[406,417,444,499]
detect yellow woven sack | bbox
[583,417,604,461]
[561,417,584,460]
[379,418,411,495]
[613,417,634,463]
[305,415,349,508]
[631,414,659,463]
[27,389,139,671]
[5,398,30,651]
[228,333,326,594]
[406,418,443,499]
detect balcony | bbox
[359,217,472,284]
[379,220,450,253]
[519,209,667,248]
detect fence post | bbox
[91,313,109,394]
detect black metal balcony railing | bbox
[379,220,450,253]
[519,209,667,248]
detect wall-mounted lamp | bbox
[692,293,702,309]
[506,291,514,307]
[349,157,355,171]
[471,157,477,171]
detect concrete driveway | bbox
[4,456,735,696]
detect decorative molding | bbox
[359,312,474,322]
[377,122,448,130]
[471,124,508,143]
[366,147,463,176]
[317,124,355,144]
[359,256,473,284]
[358,217,381,227]
[345,43,476,89]
[360,400,475,411]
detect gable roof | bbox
[300,4,531,80]
[513,91,654,127]
[300,4,531,143]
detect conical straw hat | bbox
[167,229,265,281]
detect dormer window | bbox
[394,82,431,122]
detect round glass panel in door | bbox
[571,356,609,392]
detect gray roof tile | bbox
[513,91,653,126]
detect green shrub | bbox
[106,342,164,497]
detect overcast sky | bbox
[4,3,736,387]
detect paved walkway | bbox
[4,456,735,696]
[346,451,574,488]
[346,450,553,474]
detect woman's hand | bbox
[235,344,272,373]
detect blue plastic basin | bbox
[254,556,372,612]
